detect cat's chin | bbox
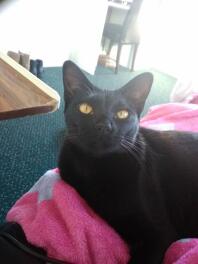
[69,135,123,156]
[78,142,121,157]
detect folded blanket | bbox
[6,168,130,264]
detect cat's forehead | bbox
[83,89,126,106]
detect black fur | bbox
[59,61,198,264]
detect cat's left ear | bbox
[120,72,153,115]
[62,60,94,108]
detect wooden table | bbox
[0,52,60,120]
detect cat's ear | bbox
[62,60,93,108]
[120,72,153,115]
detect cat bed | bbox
[6,168,198,264]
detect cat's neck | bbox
[59,132,148,185]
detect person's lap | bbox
[0,222,45,264]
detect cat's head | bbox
[63,61,153,156]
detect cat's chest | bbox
[70,154,140,212]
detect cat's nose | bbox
[96,121,113,134]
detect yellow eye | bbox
[116,110,129,119]
[79,103,93,114]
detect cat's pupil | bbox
[79,103,93,114]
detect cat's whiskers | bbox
[120,141,143,166]
[122,138,142,157]
[135,135,160,159]
[117,134,145,166]
[124,132,147,154]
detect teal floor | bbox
[0,65,176,223]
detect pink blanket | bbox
[140,103,198,132]
[6,103,198,263]
[164,239,198,264]
[7,169,130,264]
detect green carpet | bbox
[0,65,176,223]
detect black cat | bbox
[58,61,198,264]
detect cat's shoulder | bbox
[140,127,198,150]
[140,127,198,140]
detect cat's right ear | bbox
[62,60,93,108]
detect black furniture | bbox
[102,0,144,73]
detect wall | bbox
[136,0,198,79]
[0,0,107,74]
